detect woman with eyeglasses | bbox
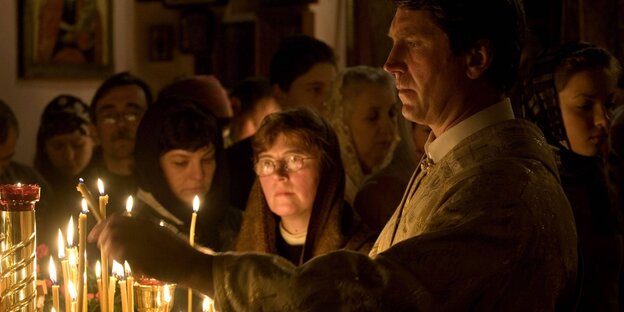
[232,108,377,265]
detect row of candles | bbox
[42,178,214,312]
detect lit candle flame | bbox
[68,280,77,301]
[164,285,172,303]
[202,297,213,312]
[126,196,133,214]
[95,260,101,279]
[124,261,132,277]
[193,195,200,213]
[159,220,165,227]
[97,178,105,195]
[57,229,65,259]
[67,217,74,247]
[112,260,125,279]
[51,308,56,312]
[79,177,84,183]
[16,182,21,187]
[49,257,57,284]
[81,198,88,214]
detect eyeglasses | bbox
[98,111,143,125]
[254,155,317,177]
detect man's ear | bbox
[465,40,493,80]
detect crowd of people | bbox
[2,0,624,310]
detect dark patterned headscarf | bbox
[34,95,91,174]
[519,42,617,150]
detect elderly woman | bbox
[133,96,241,251]
[233,108,376,265]
[521,42,622,311]
[324,66,399,205]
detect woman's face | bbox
[45,131,95,176]
[159,145,216,206]
[558,68,615,156]
[258,134,321,227]
[346,84,398,173]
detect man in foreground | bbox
[90,0,578,310]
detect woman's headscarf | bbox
[233,108,373,264]
[134,96,230,246]
[34,94,91,179]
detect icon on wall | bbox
[18,0,114,79]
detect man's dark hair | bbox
[393,0,527,92]
[0,99,19,144]
[269,35,336,91]
[229,76,273,116]
[90,72,153,122]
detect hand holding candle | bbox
[76,178,103,222]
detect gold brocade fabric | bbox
[212,119,578,311]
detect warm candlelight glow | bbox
[193,195,200,213]
[69,250,77,268]
[16,182,21,187]
[51,308,56,312]
[202,297,213,312]
[97,178,105,195]
[113,260,125,279]
[49,257,57,284]
[95,260,101,279]
[68,280,77,301]
[159,220,165,227]
[81,199,88,214]
[58,229,65,259]
[124,261,132,276]
[67,217,74,247]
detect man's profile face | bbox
[0,127,17,177]
[93,84,148,161]
[275,62,336,112]
[384,8,467,126]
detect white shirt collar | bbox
[425,98,515,163]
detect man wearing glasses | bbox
[81,72,152,213]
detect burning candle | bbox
[202,296,214,312]
[76,178,102,222]
[77,199,88,312]
[49,257,60,312]
[188,195,200,312]
[114,261,129,312]
[97,178,110,312]
[59,228,71,312]
[68,280,78,312]
[125,261,134,312]
[95,260,104,312]
[108,261,118,312]
[164,284,172,312]
[126,196,133,216]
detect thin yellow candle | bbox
[114,261,129,312]
[59,228,71,312]
[76,178,103,222]
[77,200,88,312]
[83,273,88,312]
[98,178,110,312]
[124,261,134,312]
[188,195,200,312]
[108,261,118,312]
[68,280,78,312]
[49,257,60,312]
[96,261,105,312]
